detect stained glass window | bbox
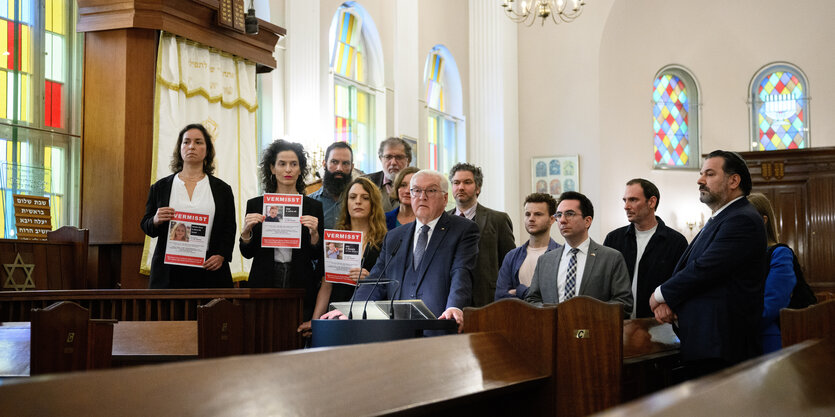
[329,3,378,174]
[652,66,700,169]
[424,45,461,176]
[0,0,79,238]
[751,64,808,151]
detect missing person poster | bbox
[262,194,303,248]
[324,230,363,285]
[164,211,211,267]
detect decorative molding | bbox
[77,0,284,70]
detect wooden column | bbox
[81,29,157,289]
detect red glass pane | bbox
[44,80,63,128]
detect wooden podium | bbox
[76,0,284,288]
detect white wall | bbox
[265,0,835,243]
[519,0,835,243]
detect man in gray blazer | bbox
[525,191,632,317]
[448,163,516,307]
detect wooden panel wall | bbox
[741,147,835,291]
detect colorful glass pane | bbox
[331,11,363,81]
[653,74,690,167]
[45,80,61,128]
[426,53,444,111]
[45,32,64,82]
[756,71,805,150]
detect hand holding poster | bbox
[324,230,363,285]
[261,194,303,248]
[164,211,211,267]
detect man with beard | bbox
[364,137,412,212]
[650,150,766,380]
[495,193,561,301]
[308,142,354,230]
[448,163,515,307]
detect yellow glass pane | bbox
[45,0,53,32]
[21,23,30,73]
[0,70,6,118]
[0,21,7,70]
[356,90,367,124]
[355,51,363,83]
[55,0,65,35]
[21,73,30,121]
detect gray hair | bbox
[411,169,449,193]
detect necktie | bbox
[459,212,466,218]
[413,225,430,270]
[563,248,580,301]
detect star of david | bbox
[3,253,36,291]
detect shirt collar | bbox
[712,196,744,218]
[563,237,590,258]
[415,214,442,232]
[454,204,477,220]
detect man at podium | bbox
[323,170,479,332]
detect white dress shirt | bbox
[557,237,591,302]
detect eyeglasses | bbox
[554,210,580,219]
[410,188,443,198]
[382,154,408,162]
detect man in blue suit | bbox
[650,150,767,380]
[346,169,479,331]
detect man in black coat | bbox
[603,179,687,318]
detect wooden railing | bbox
[0,289,304,353]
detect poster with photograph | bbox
[323,230,363,285]
[531,155,579,198]
[261,194,303,248]
[164,211,211,267]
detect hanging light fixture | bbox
[501,0,585,26]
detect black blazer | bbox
[239,195,324,321]
[140,173,236,288]
[363,170,399,212]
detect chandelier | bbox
[501,0,585,26]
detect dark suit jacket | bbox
[140,174,236,289]
[603,217,688,318]
[524,239,633,317]
[448,204,516,307]
[355,211,480,317]
[239,195,325,321]
[363,170,399,212]
[660,198,766,364]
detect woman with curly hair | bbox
[239,139,324,321]
[140,123,236,288]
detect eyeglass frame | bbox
[554,210,582,220]
[409,187,445,198]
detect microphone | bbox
[388,280,402,319]
[346,247,365,320]
[361,239,401,319]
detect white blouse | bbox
[169,174,216,245]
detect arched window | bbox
[652,66,700,169]
[328,2,383,174]
[749,63,809,151]
[1,0,80,238]
[424,45,463,174]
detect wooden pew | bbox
[464,297,624,416]
[0,288,303,353]
[780,298,835,347]
[197,298,243,358]
[594,337,835,416]
[0,226,89,290]
[0,297,670,415]
[30,301,114,375]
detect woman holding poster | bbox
[299,177,388,336]
[240,140,325,322]
[141,124,236,288]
